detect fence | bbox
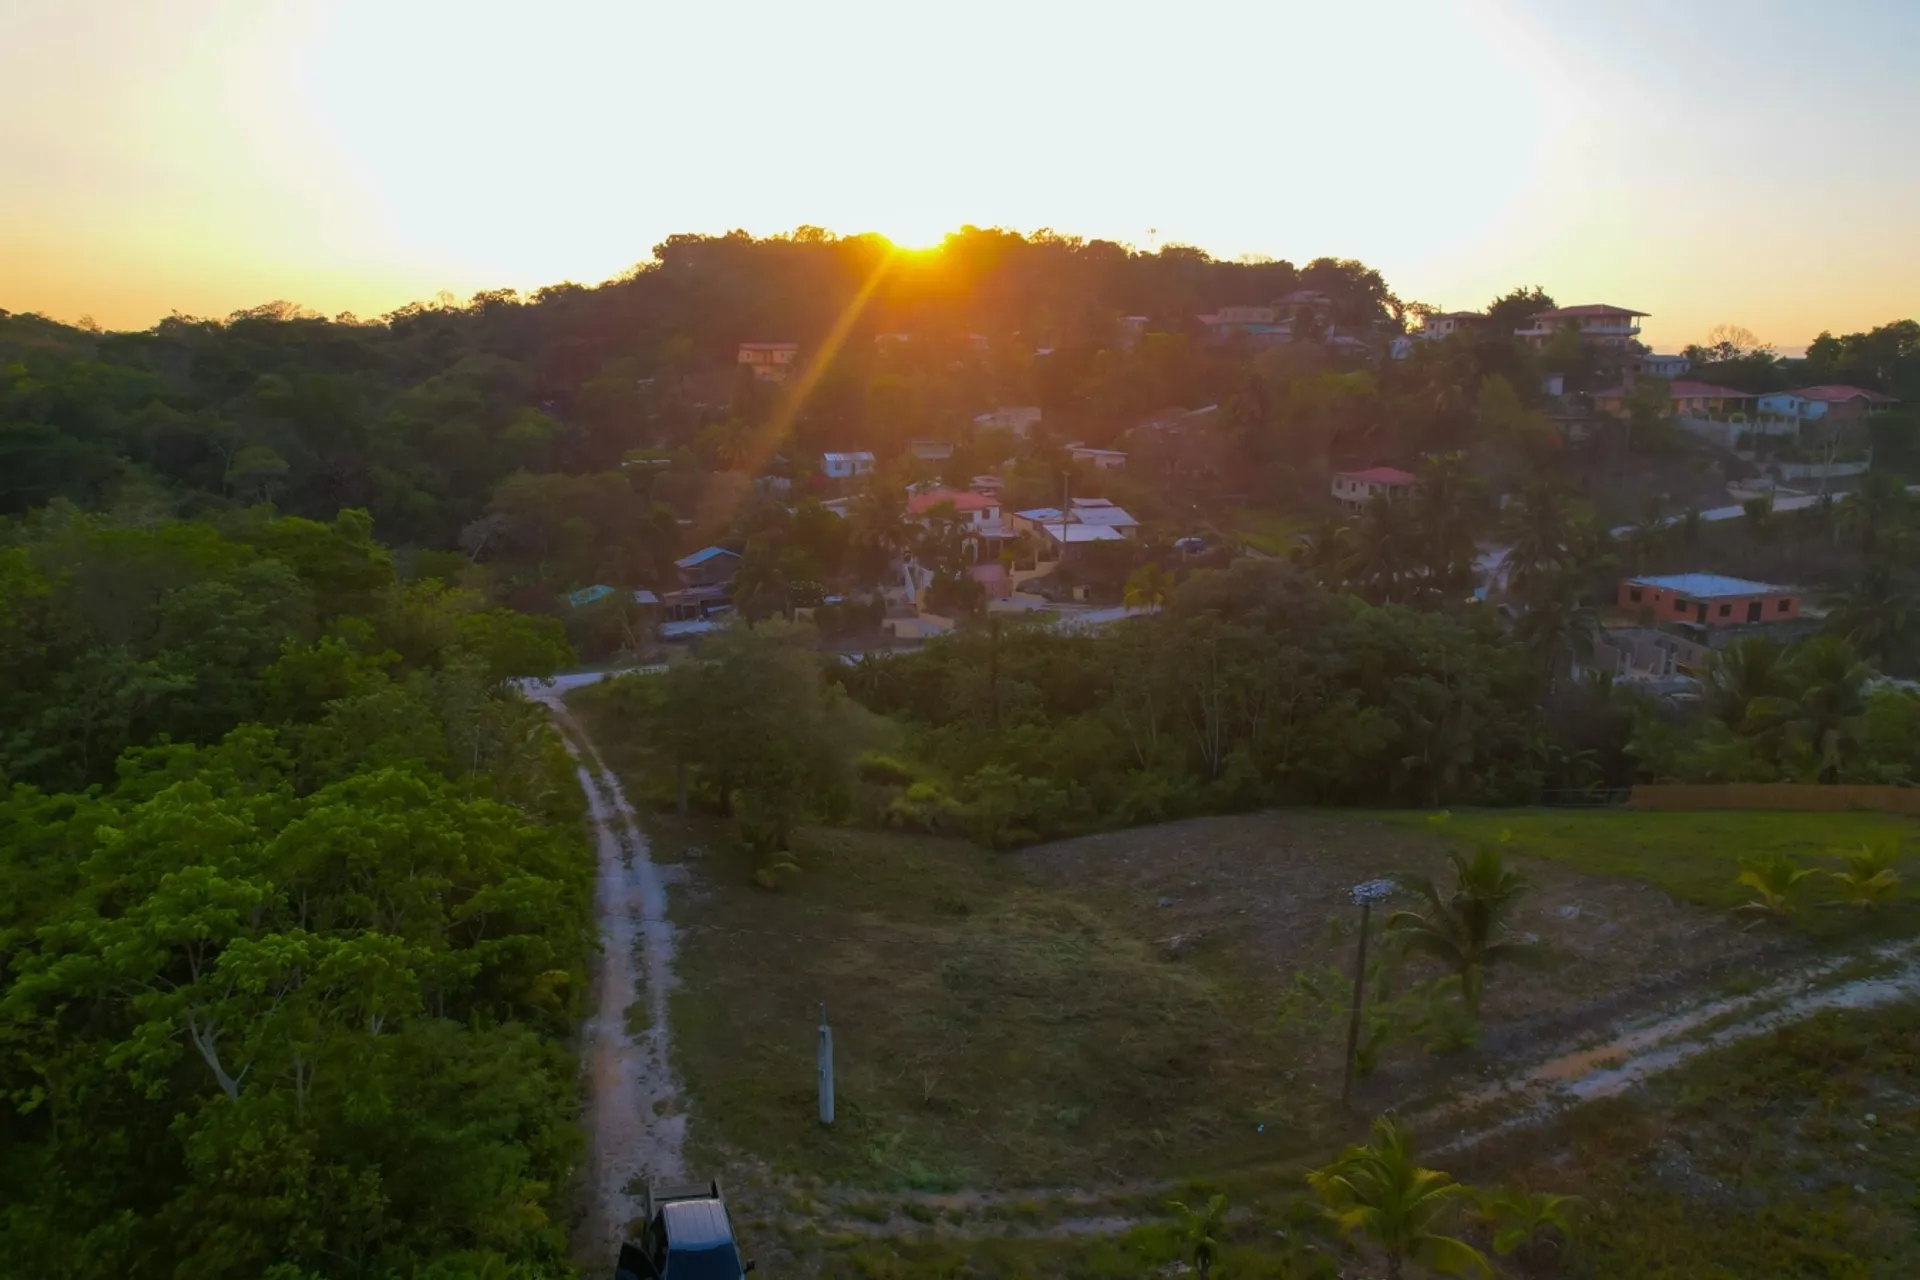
[1629,784,1920,816]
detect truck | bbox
[614,1180,755,1280]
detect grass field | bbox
[1456,1000,1920,1277]
[559,671,1920,1280]
[1410,808,1920,937]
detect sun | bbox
[878,224,950,253]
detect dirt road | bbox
[524,682,686,1266]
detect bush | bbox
[857,751,920,787]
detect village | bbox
[573,293,1904,711]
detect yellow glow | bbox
[3,0,1917,350]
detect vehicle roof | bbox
[662,1198,735,1250]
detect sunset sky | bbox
[4,0,1915,352]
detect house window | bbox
[1629,588,1643,603]
[1718,603,1732,618]
[1777,598,1791,613]
[1674,598,1688,613]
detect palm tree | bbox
[1411,453,1484,593]
[1387,843,1532,1015]
[1826,840,1903,910]
[1166,1194,1227,1279]
[1823,563,1920,673]
[1308,1116,1489,1280]
[1473,1187,1581,1264]
[1350,494,1416,603]
[1704,636,1790,730]
[1123,562,1172,613]
[1511,576,1599,679]
[1838,469,1910,555]
[1747,636,1872,780]
[1733,853,1817,923]
[1742,493,1775,544]
[1497,480,1572,599]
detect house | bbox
[1593,381,1757,420]
[1637,353,1691,379]
[1066,497,1140,536]
[969,474,1004,494]
[674,546,740,589]
[1618,574,1799,628]
[909,439,955,462]
[907,488,1002,529]
[1514,304,1647,349]
[820,497,854,519]
[1591,626,1711,687]
[1781,385,1900,422]
[1035,522,1127,553]
[822,450,876,478]
[1068,444,1126,471]
[1196,309,1295,348]
[738,342,799,381]
[973,406,1043,438]
[1332,466,1419,513]
[1116,315,1150,349]
[1416,311,1490,342]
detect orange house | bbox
[1618,573,1799,627]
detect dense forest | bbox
[0,510,587,1278]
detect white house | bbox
[1331,466,1418,513]
[973,406,1043,438]
[822,450,876,479]
[1514,304,1647,349]
[1638,353,1691,379]
[908,488,1001,528]
[910,439,955,461]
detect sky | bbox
[3,0,1916,353]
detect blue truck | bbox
[615,1180,755,1280]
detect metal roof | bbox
[1630,573,1790,599]
[674,546,739,568]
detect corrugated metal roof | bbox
[1631,573,1790,598]
[674,547,739,568]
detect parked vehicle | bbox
[615,1180,755,1279]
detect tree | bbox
[1292,518,1353,591]
[1410,453,1484,595]
[1511,580,1599,679]
[1350,494,1417,604]
[1497,481,1573,599]
[1123,562,1173,612]
[1836,469,1910,555]
[1387,842,1532,1014]
[1742,493,1774,544]
[1473,1187,1580,1264]
[1308,1116,1489,1280]
[1734,853,1817,922]
[1705,637,1791,730]
[1826,840,1902,910]
[1822,562,1920,674]
[1166,1194,1227,1279]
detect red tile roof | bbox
[909,489,998,515]
[1790,385,1898,404]
[1336,466,1419,486]
[1532,304,1649,318]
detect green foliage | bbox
[1733,852,1819,922]
[1825,839,1904,909]
[1386,841,1533,1014]
[0,513,589,1280]
[1473,1186,1581,1259]
[1166,1193,1227,1279]
[1307,1116,1488,1279]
